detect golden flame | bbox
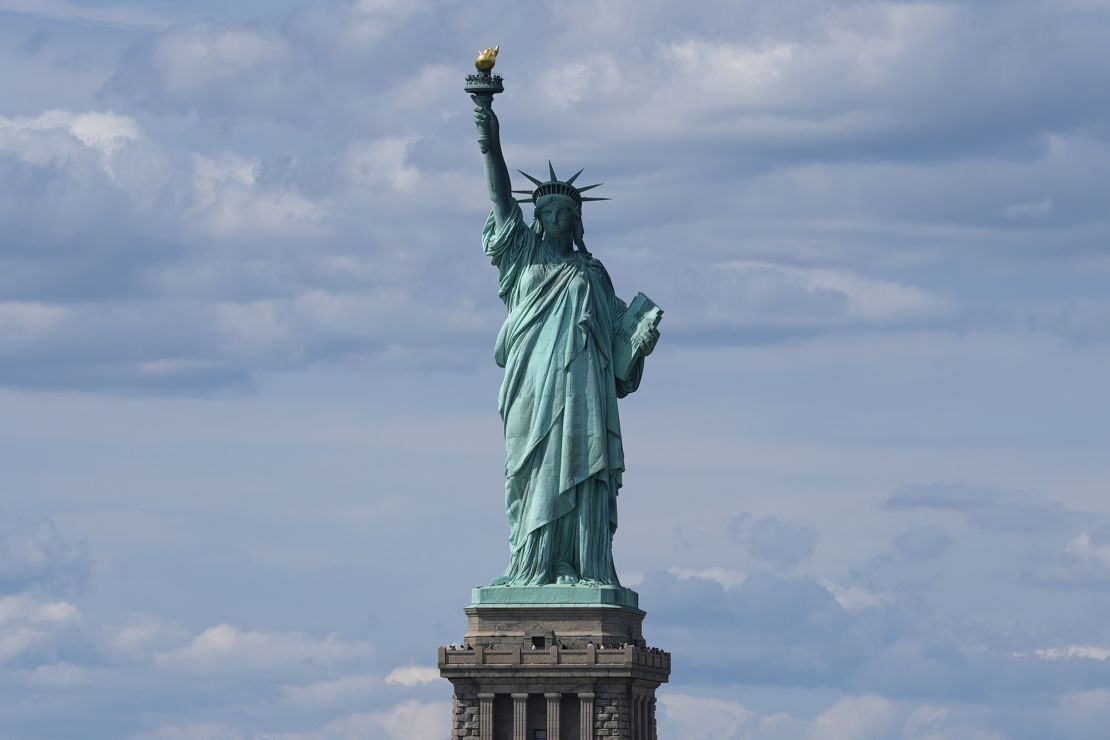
[475,45,499,73]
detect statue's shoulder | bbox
[588,255,611,277]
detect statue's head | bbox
[514,163,607,253]
[534,194,582,241]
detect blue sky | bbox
[2,0,1109,738]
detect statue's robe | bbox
[484,203,643,586]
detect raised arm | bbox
[472,95,514,231]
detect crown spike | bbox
[517,170,544,187]
[566,168,584,185]
[548,161,558,181]
[576,183,604,193]
[580,196,610,202]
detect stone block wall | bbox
[453,690,479,737]
[593,685,630,737]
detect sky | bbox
[1,0,1109,738]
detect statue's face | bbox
[536,196,580,239]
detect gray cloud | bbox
[884,483,1076,532]
[0,511,92,595]
[1021,524,1110,590]
[891,525,953,559]
[728,513,818,568]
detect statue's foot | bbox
[577,578,602,587]
[488,576,512,587]
[553,562,579,585]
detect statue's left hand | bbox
[634,326,660,358]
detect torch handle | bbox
[472,93,495,155]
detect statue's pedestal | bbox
[439,586,670,739]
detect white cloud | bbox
[190,153,325,238]
[668,566,747,591]
[155,624,369,674]
[1066,529,1110,567]
[346,136,421,192]
[281,700,450,740]
[658,694,757,740]
[1022,525,1110,589]
[539,53,623,110]
[0,108,140,163]
[281,673,380,708]
[819,579,885,611]
[149,26,292,103]
[718,261,954,326]
[110,615,190,655]
[0,594,85,663]
[811,695,900,740]
[657,693,995,740]
[383,665,441,687]
[1034,645,1110,661]
[126,723,245,740]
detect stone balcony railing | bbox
[439,644,671,673]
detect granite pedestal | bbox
[439,586,670,739]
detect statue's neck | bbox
[544,234,574,256]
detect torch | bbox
[464,46,504,154]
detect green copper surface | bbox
[471,585,640,610]
[468,55,662,590]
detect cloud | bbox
[668,566,747,591]
[728,514,818,568]
[1022,525,1110,590]
[657,694,760,740]
[884,483,1074,532]
[1033,645,1110,661]
[0,512,92,594]
[0,0,174,30]
[0,594,88,665]
[281,673,380,709]
[1057,690,1110,740]
[891,525,953,559]
[642,570,903,688]
[109,615,191,656]
[0,108,140,161]
[125,724,245,740]
[383,665,441,687]
[279,700,450,740]
[657,692,1016,740]
[1003,198,1053,220]
[346,136,422,192]
[819,579,886,611]
[155,624,370,675]
[812,694,901,740]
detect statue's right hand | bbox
[472,97,499,145]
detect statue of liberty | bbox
[468,49,662,588]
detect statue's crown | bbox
[513,162,608,207]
